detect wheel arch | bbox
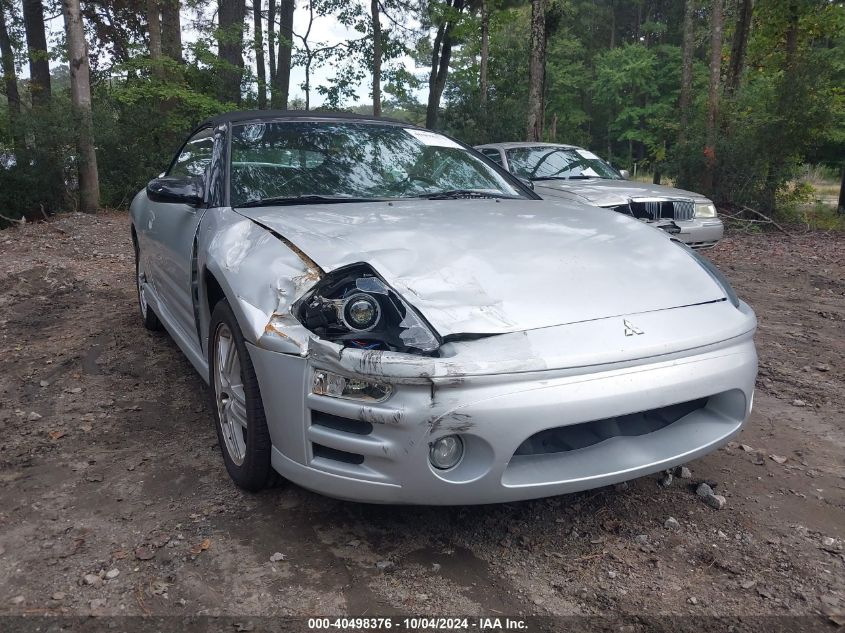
[195,213,323,358]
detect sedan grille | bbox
[624,199,695,222]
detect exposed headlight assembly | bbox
[297,264,441,354]
[694,201,718,218]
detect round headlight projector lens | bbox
[429,435,464,470]
[342,293,381,331]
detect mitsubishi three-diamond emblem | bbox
[623,319,644,336]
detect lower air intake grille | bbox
[514,398,709,455]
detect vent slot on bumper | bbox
[312,443,365,465]
[311,410,373,436]
[514,397,708,456]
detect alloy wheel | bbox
[213,323,248,465]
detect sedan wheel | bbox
[209,299,279,491]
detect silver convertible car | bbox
[131,112,757,504]
[475,142,725,249]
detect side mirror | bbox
[147,176,204,206]
[517,177,534,190]
[618,169,630,179]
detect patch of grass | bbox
[801,202,845,231]
[797,162,842,203]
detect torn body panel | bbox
[234,198,727,338]
[196,207,322,357]
[306,299,756,383]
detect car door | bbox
[145,126,217,345]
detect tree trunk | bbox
[762,1,799,213]
[838,163,845,215]
[371,0,381,116]
[218,0,246,105]
[425,26,452,129]
[22,0,51,108]
[147,0,163,78]
[725,0,752,95]
[161,0,183,61]
[784,1,799,67]
[63,0,99,214]
[479,0,489,111]
[272,0,294,109]
[0,0,20,119]
[303,55,310,110]
[679,0,695,142]
[526,0,546,141]
[677,0,695,184]
[147,0,161,60]
[267,0,276,86]
[425,24,445,128]
[702,0,723,194]
[425,0,464,129]
[0,0,23,156]
[254,0,266,108]
[609,0,615,48]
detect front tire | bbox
[134,239,163,331]
[209,299,278,491]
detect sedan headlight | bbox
[694,201,717,218]
[297,264,440,354]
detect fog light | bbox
[312,370,391,402]
[429,435,464,470]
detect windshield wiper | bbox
[237,195,382,208]
[417,189,503,200]
[530,175,597,181]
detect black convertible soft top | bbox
[198,110,409,128]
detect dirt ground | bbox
[0,212,843,629]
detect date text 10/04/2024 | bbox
[307,617,529,630]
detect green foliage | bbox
[0,97,76,220]
[591,42,681,166]
[93,59,231,207]
[441,6,531,144]
[670,0,844,214]
[1,0,843,226]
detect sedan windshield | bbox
[506,146,621,181]
[229,121,525,206]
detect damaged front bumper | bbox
[674,218,724,249]
[246,300,757,505]
[650,217,724,249]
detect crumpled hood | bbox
[535,178,709,207]
[237,198,725,336]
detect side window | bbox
[168,128,215,179]
[480,148,503,166]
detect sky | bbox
[33,1,428,108]
[265,4,426,106]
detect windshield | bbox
[229,121,525,206]
[506,146,621,181]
